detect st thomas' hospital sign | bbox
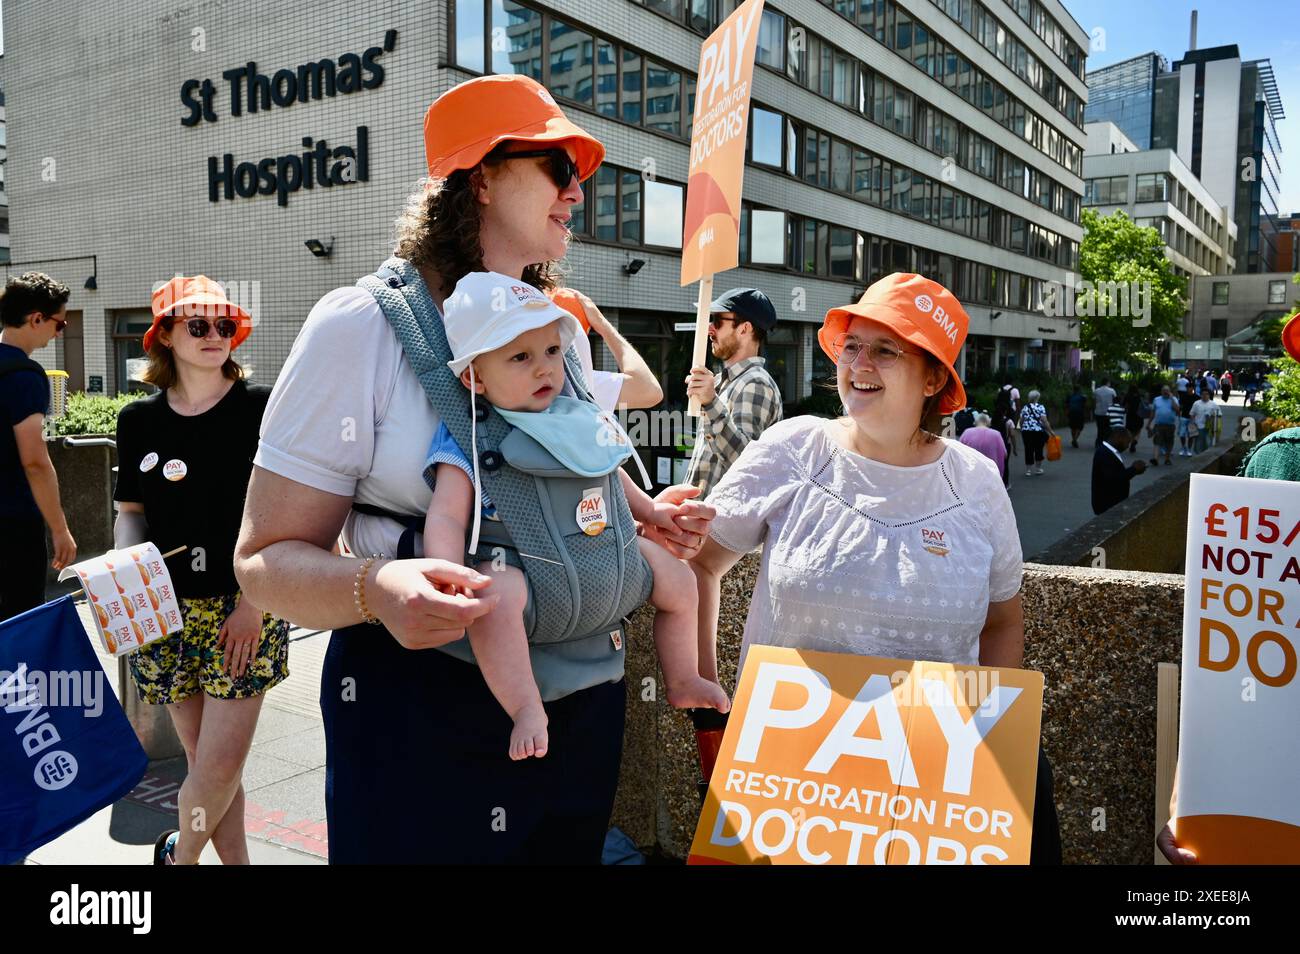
[179,29,397,207]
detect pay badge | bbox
[576,487,608,536]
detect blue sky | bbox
[1066,0,1300,212]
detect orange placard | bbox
[679,0,764,287]
[688,646,1044,865]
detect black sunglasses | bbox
[708,315,740,327]
[165,316,239,340]
[494,148,580,189]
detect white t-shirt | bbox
[255,285,622,558]
[1190,398,1219,430]
[707,416,1024,674]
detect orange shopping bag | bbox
[1046,434,1061,461]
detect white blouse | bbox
[707,416,1023,673]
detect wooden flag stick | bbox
[684,274,715,491]
[67,544,188,599]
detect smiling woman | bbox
[233,73,717,865]
[690,272,1064,865]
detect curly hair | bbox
[393,144,566,298]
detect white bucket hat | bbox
[444,271,583,376]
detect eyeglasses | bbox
[49,316,68,333]
[708,315,739,328]
[494,148,581,189]
[165,316,240,340]
[830,333,918,369]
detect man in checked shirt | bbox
[684,287,784,499]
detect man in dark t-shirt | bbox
[0,272,75,621]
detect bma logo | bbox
[35,750,78,790]
[913,294,934,314]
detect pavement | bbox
[1006,395,1261,560]
[22,394,1263,865]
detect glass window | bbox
[785,118,799,177]
[454,0,486,72]
[549,21,592,107]
[892,87,913,138]
[802,219,819,274]
[829,227,855,279]
[1269,281,1287,305]
[831,138,851,193]
[621,172,642,244]
[594,167,618,241]
[894,165,911,215]
[1212,282,1229,305]
[817,132,831,188]
[595,40,618,118]
[756,8,786,71]
[644,179,683,248]
[645,60,681,135]
[751,107,784,167]
[621,49,643,125]
[853,149,873,201]
[491,1,542,79]
[750,209,786,264]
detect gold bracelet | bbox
[353,555,382,625]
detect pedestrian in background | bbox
[1177,382,1198,456]
[1065,384,1087,448]
[1148,385,1177,466]
[1123,384,1145,456]
[960,412,1008,485]
[1018,389,1054,477]
[1092,427,1147,515]
[0,272,76,621]
[1093,377,1116,447]
[992,387,1017,486]
[1189,386,1219,455]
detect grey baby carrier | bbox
[357,259,653,694]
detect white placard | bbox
[1177,473,1300,862]
[60,543,184,656]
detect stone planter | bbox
[44,435,118,586]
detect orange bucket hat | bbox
[818,273,969,414]
[1282,311,1300,363]
[144,276,253,352]
[549,287,592,333]
[424,74,605,182]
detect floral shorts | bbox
[128,593,290,705]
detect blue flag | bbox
[0,596,147,863]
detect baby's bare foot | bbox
[666,677,731,713]
[508,702,549,760]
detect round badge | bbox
[139,451,159,473]
[163,459,187,481]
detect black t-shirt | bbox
[113,380,270,598]
[0,343,50,520]
[1177,390,1198,419]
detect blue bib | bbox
[495,396,633,478]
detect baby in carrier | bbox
[423,272,729,760]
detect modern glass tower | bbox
[1085,52,1167,149]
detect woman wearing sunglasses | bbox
[113,275,289,865]
[690,273,1062,864]
[235,74,713,863]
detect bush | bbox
[1257,356,1300,426]
[52,391,147,436]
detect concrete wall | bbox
[611,556,1188,865]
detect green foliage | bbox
[1076,209,1187,369]
[1257,356,1300,425]
[52,391,147,436]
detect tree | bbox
[1073,209,1187,370]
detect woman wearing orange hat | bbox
[690,272,1061,863]
[234,74,714,863]
[112,276,290,865]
